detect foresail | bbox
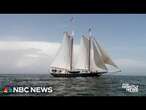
[73,36,89,70]
[93,38,119,70]
[50,32,73,70]
[90,38,107,72]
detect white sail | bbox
[50,32,73,70]
[90,38,107,72]
[93,38,119,70]
[73,36,90,70]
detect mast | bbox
[70,36,73,71]
[88,28,92,72]
[88,36,91,72]
[70,16,74,71]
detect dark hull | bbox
[51,72,106,77]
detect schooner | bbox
[49,29,121,77]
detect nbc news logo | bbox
[0,80,53,95]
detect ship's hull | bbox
[51,72,106,77]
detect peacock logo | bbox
[0,80,14,94]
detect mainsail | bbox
[50,32,73,70]
[93,38,120,70]
[73,36,90,70]
[90,37,107,72]
[74,36,107,72]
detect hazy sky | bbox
[0,14,146,75]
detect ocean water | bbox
[0,74,146,96]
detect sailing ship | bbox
[49,29,121,77]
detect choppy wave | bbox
[0,74,146,96]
